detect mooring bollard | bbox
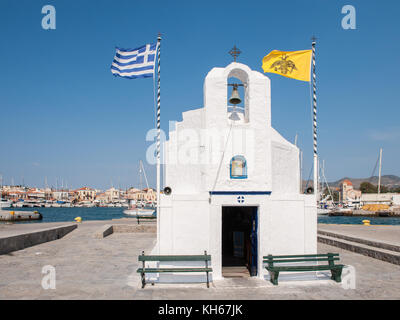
[362,219,370,226]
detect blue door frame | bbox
[250,207,258,276]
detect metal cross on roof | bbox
[229,45,241,62]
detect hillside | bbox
[302,175,400,190]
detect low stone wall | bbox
[317,235,400,266]
[0,224,77,255]
[93,223,156,238]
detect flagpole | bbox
[156,33,161,253]
[311,37,318,205]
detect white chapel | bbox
[155,60,317,281]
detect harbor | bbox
[0,219,399,300]
[1,0,400,304]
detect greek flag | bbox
[111,43,157,79]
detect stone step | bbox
[317,234,400,266]
[318,229,400,253]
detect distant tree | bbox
[359,182,377,193]
[379,185,389,193]
[391,187,400,193]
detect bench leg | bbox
[331,267,343,283]
[141,272,146,288]
[269,271,279,286]
[206,271,209,288]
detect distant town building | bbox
[361,193,400,206]
[105,187,120,202]
[341,180,362,208]
[52,190,69,201]
[126,187,156,203]
[95,192,108,206]
[75,187,96,201]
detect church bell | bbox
[229,86,242,105]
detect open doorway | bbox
[222,206,258,278]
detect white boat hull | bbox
[123,208,155,217]
[317,208,331,216]
[0,200,12,208]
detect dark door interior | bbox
[222,206,258,276]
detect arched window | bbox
[230,155,247,179]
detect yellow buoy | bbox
[74,217,82,223]
[10,211,15,215]
[362,219,370,226]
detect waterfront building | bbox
[156,61,317,281]
[126,187,156,203]
[95,192,108,206]
[360,193,400,206]
[341,180,362,208]
[75,187,96,202]
[26,188,46,201]
[105,187,120,202]
[52,190,69,201]
[142,188,156,203]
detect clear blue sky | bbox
[0,0,399,190]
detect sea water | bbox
[0,207,131,224]
[318,215,400,225]
[1,207,399,225]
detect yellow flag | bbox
[262,50,312,82]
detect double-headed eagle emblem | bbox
[270,55,297,74]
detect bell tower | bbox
[203,51,271,131]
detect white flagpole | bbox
[311,37,318,205]
[156,34,161,252]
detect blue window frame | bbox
[230,155,247,179]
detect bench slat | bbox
[139,255,211,262]
[137,268,213,273]
[263,253,339,259]
[263,257,340,263]
[266,264,344,272]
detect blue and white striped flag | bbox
[111,43,157,79]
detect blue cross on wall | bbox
[237,196,245,203]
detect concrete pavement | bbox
[0,221,399,299]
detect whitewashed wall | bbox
[156,62,317,283]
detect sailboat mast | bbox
[378,148,383,194]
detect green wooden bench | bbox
[137,251,212,288]
[136,215,156,225]
[263,253,344,285]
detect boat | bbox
[123,206,155,217]
[328,207,353,216]
[317,208,331,216]
[124,160,156,217]
[0,199,12,208]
